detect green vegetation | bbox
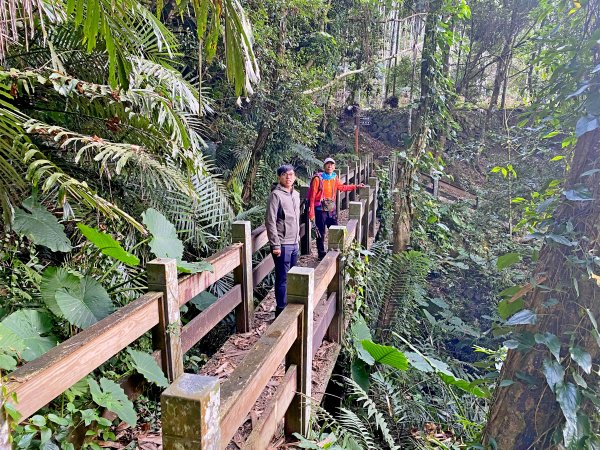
[1,0,599,448]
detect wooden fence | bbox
[0,154,377,449]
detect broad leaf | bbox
[77,224,140,266]
[40,267,80,317]
[0,353,17,370]
[351,317,374,365]
[497,253,521,270]
[55,277,114,329]
[0,310,56,361]
[506,309,537,326]
[547,234,576,246]
[89,378,137,426]
[350,359,370,392]
[361,340,408,370]
[190,291,219,311]
[127,349,168,387]
[542,359,564,393]
[405,351,433,372]
[498,298,524,320]
[12,199,72,252]
[142,208,184,260]
[438,372,489,398]
[563,188,593,202]
[555,382,579,447]
[575,115,599,137]
[535,332,561,361]
[569,346,592,374]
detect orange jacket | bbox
[308,174,356,220]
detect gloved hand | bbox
[311,220,322,239]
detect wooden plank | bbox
[313,344,341,405]
[219,305,302,448]
[240,365,297,450]
[251,225,269,253]
[312,293,336,357]
[313,251,339,307]
[253,255,275,286]
[180,285,243,353]
[4,292,162,421]
[178,244,242,306]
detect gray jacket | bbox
[265,185,300,249]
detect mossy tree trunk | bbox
[484,127,600,448]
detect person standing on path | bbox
[265,164,301,317]
[308,157,363,260]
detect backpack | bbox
[306,172,324,203]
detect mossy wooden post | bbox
[285,267,314,436]
[368,176,378,238]
[358,186,371,247]
[357,157,363,185]
[148,258,183,381]
[432,175,440,199]
[232,221,253,332]
[349,201,364,245]
[327,226,346,343]
[299,186,311,255]
[161,374,220,449]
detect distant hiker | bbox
[308,157,363,260]
[265,164,300,317]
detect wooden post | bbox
[232,221,253,333]
[299,186,311,255]
[162,374,220,450]
[432,175,440,199]
[349,201,364,246]
[148,258,183,382]
[368,176,378,238]
[0,415,8,450]
[357,157,363,185]
[358,186,371,247]
[327,226,346,343]
[341,165,350,210]
[335,187,341,218]
[350,161,358,202]
[285,267,314,436]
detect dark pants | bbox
[315,207,338,259]
[274,244,298,309]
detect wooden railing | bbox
[0,154,377,449]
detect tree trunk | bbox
[241,124,271,204]
[484,127,600,448]
[392,162,413,253]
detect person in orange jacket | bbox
[308,157,364,260]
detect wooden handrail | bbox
[313,251,339,306]
[5,292,162,420]
[219,304,303,447]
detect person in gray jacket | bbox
[265,164,300,317]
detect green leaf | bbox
[547,234,576,246]
[142,208,184,260]
[190,291,219,311]
[572,372,587,389]
[535,332,561,361]
[55,277,114,329]
[127,349,168,387]
[361,340,408,370]
[350,317,374,365]
[0,310,56,361]
[40,267,80,317]
[438,372,490,398]
[12,199,72,252]
[497,253,521,270]
[563,188,593,201]
[350,359,370,392]
[506,309,536,326]
[498,298,524,320]
[0,353,17,370]
[498,379,514,387]
[555,382,579,447]
[569,346,592,374]
[405,351,433,372]
[77,224,140,266]
[89,378,137,426]
[542,359,564,393]
[575,115,598,138]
